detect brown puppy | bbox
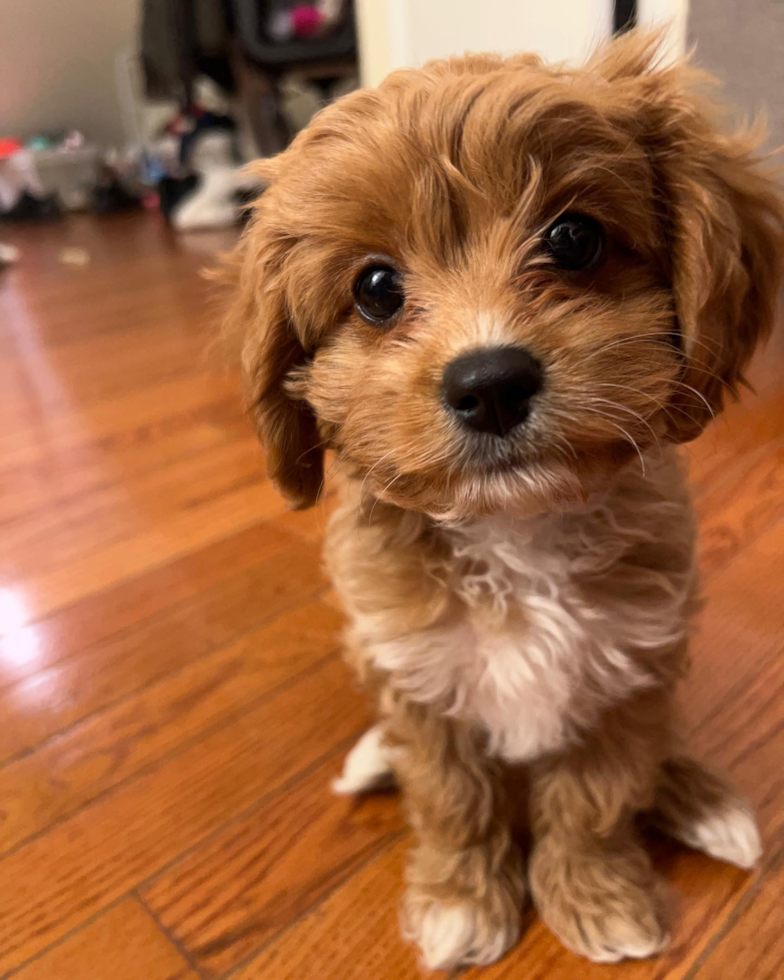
[223,31,784,970]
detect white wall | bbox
[0,0,139,146]
[638,0,688,59]
[356,0,614,87]
[355,0,690,88]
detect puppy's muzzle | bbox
[442,346,543,437]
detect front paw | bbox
[530,838,671,963]
[402,886,521,971]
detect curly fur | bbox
[221,30,784,971]
[330,449,696,764]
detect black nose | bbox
[442,346,543,437]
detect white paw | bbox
[403,895,519,971]
[584,928,670,964]
[684,805,762,869]
[331,725,397,796]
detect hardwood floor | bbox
[0,213,781,979]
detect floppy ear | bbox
[658,113,784,441]
[596,33,784,441]
[223,165,324,510]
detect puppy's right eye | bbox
[543,213,605,271]
[353,265,404,325]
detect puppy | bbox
[224,32,784,970]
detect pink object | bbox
[0,138,24,160]
[291,4,323,37]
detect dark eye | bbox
[543,213,605,271]
[354,265,404,324]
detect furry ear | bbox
[658,116,784,441]
[223,187,324,510]
[597,32,784,441]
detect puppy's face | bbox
[229,35,783,518]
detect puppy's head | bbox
[227,32,784,519]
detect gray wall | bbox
[0,0,139,146]
[689,0,784,150]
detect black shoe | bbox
[0,190,63,223]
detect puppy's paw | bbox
[331,725,397,796]
[530,841,671,964]
[653,756,762,869]
[675,804,762,869]
[402,888,520,971]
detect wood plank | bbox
[689,861,784,980]
[232,841,414,980]
[10,480,288,622]
[142,749,403,978]
[686,522,784,844]
[0,335,225,435]
[0,538,326,763]
[692,439,784,578]
[1,437,265,583]
[10,898,198,980]
[0,654,369,976]
[0,404,244,526]
[0,373,237,474]
[684,340,784,494]
[0,597,341,856]
[272,489,339,544]
[0,520,295,689]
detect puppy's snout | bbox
[442,346,543,437]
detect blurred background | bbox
[3,0,780,236]
[0,4,782,980]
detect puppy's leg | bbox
[332,724,397,795]
[391,703,525,971]
[529,691,672,964]
[652,755,762,869]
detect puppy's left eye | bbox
[543,213,605,271]
[354,265,404,325]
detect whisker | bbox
[676,363,735,395]
[354,448,400,523]
[294,438,330,466]
[588,381,669,411]
[358,448,396,504]
[368,472,404,523]
[579,333,674,361]
[657,400,708,433]
[314,451,341,510]
[550,432,579,462]
[577,394,662,451]
[604,419,647,475]
[667,379,716,418]
[573,403,648,476]
[580,330,724,364]
[547,431,579,465]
